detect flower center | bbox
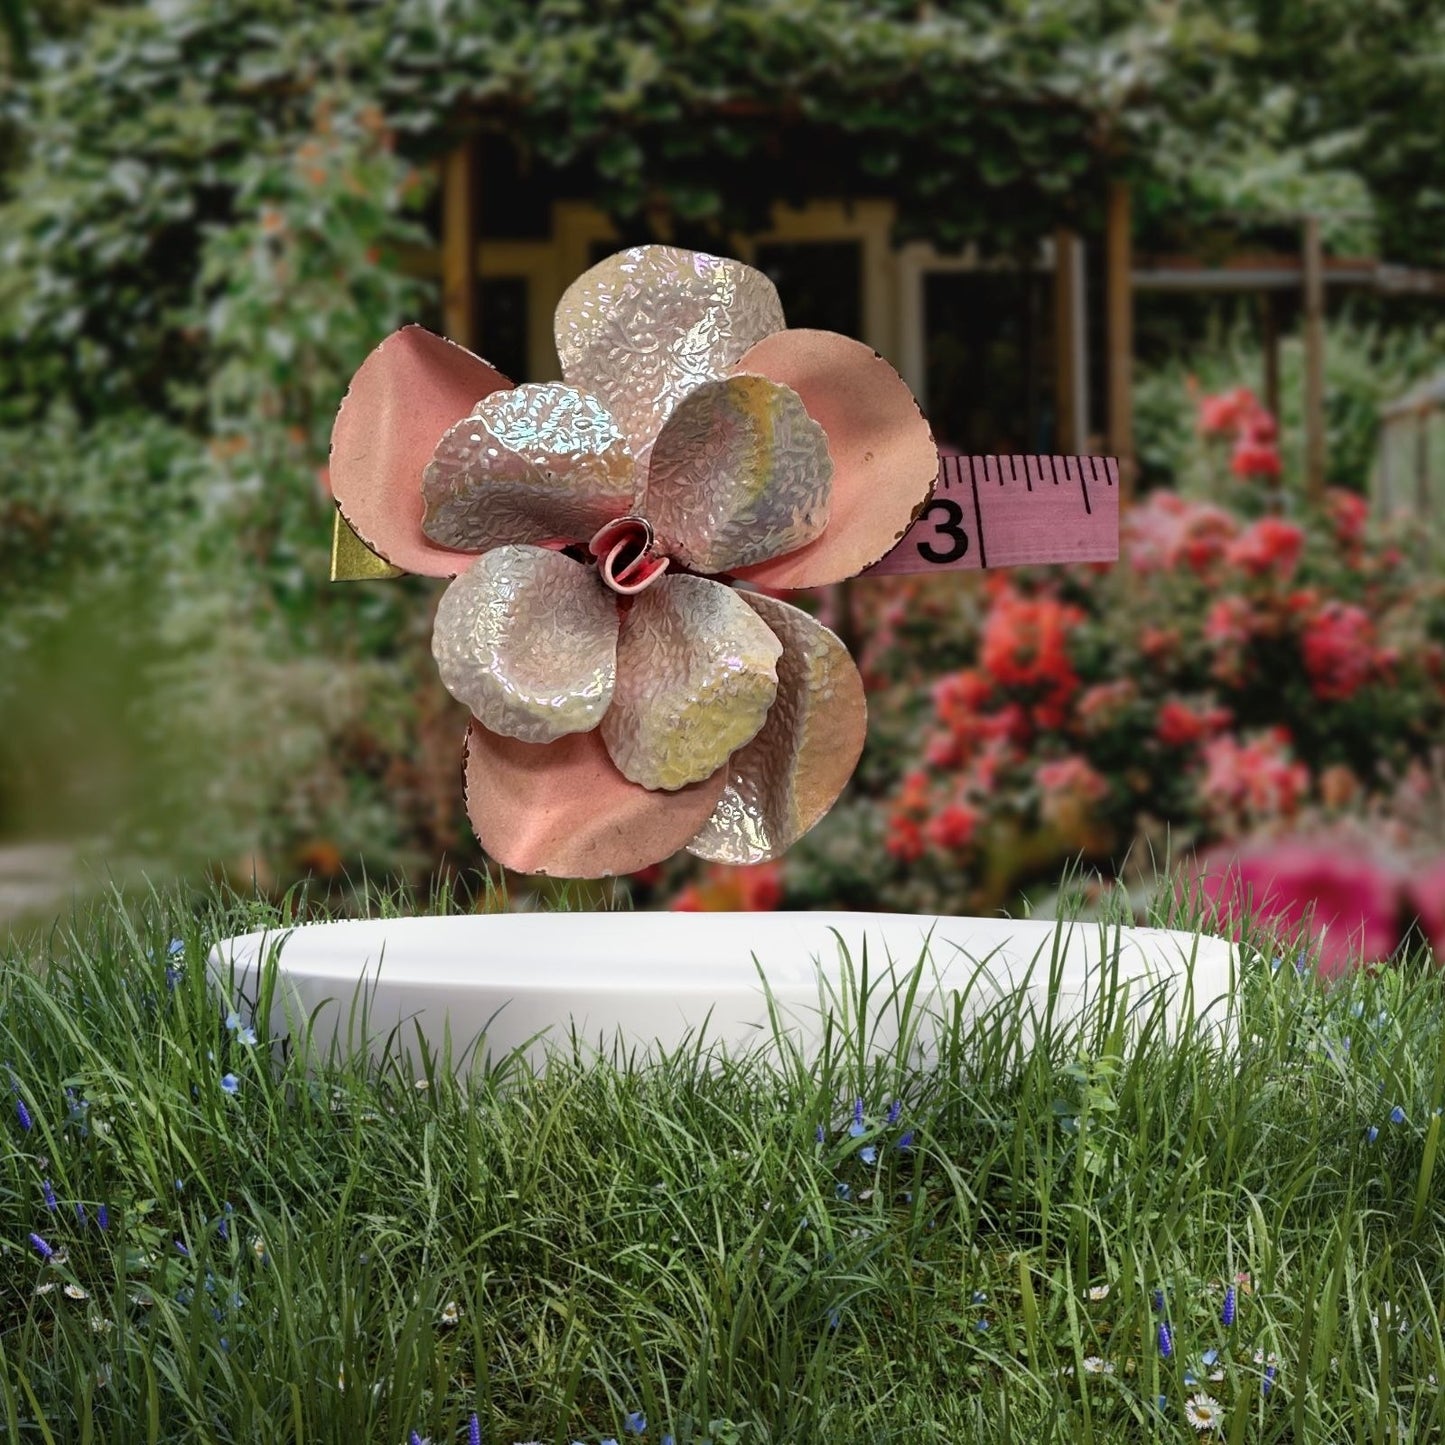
[589,516,670,595]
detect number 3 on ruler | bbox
[915,499,970,565]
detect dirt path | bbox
[0,842,77,934]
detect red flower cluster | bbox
[1125,491,1240,576]
[671,862,784,912]
[1301,600,1380,701]
[1197,385,1283,479]
[1200,729,1311,830]
[978,588,1085,729]
[1156,699,1232,748]
[1225,517,1305,580]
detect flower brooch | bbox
[328,245,938,876]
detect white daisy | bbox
[1087,1284,1111,1301]
[439,1300,461,1327]
[63,1283,89,1301]
[1184,1392,1224,1432]
[1081,1355,1115,1374]
[34,1282,56,1296]
[89,1313,113,1335]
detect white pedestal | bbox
[207,912,1238,1076]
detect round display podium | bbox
[208,912,1238,1076]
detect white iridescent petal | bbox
[432,546,620,744]
[644,375,832,575]
[421,383,639,552]
[687,593,865,863]
[554,245,786,461]
[600,574,782,791]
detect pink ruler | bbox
[862,454,1119,575]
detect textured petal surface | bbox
[554,246,785,461]
[728,329,938,588]
[601,574,782,791]
[463,722,728,877]
[687,593,866,864]
[645,375,832,574]
[421,383,639,552]
[432,546,620,744]
[329,325,513,575]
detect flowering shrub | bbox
[741,388,1445,933]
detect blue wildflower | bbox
[97,1204,109,1232]
[175,1240,189,1256]
[1156,1395,1168,1412]
[1263,1363,1277,1397]
[815,1123,825,1144]
[1158,1322,1173,1359]
[29,1232,53,1260]
[1390,1106,1406,1125]
[896,1130,914,1151]
[175,1179,184,1192]
[15,1097,32,1131]
[835,1181,850,1200]
[167,938,184,956]
[625,1411,646,1434]
[860,1145,877,1165]
[663,1438,675,1445]
[1183,1370,1198,1386]
[468,1414,480,1445]
[225,1011,241,1032]
[220,1073,240,1096]
[971,1290,988,1305]
[238,1025,258,1047]
[849,1098,865,1138]
[826,1307,841,1330]
[1367,1125,1379,1143]
[1222,1286,1236,1327]
[1201,1348,1219,1367]
[409,1433,424,1445]
[73,1202,85,1226]
[41,1180,57,1211]
[1152,1288,1165,1313]
[975,1318,990,1332]
[887,1099,902,1125]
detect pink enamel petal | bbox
[432,545,620,745]
[463,721,728,878]
[421,383,640,552]
[686,593,865,864]
[329,325,514,576]
[554,245,786,461]
[645,375,833,575]
[600,574,782,792]
[728,329,938,589]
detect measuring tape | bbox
[863,454,1119,576]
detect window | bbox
[753,241,863,338]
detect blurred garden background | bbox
[3,0,1444,959]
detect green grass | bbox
[1,884,1443,1444]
